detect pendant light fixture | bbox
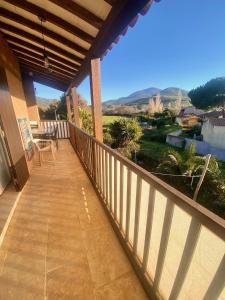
[38,15,52,72]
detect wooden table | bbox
[31,127,54,139]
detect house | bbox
[199,109,225,120]
[176,106,204,127]
[202,118,225,150]
[0,1,224,300]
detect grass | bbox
[137,124,182,171]
[219,161,225,177]
[143,124,180,138]
[139,140,172,160]
[102,115,128,126]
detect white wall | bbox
[202,121,225,150]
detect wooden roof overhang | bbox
[0,0,157,92]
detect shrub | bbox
[110,118,142,148]
[117,141,140,159]
[103,129,113,145]
[79,108,93,135]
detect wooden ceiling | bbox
[0,0,154,92]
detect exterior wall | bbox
[185,138,225,161]
[0,34,31,189]
[166,130,184,148]
[22,74,40,122]
[166,135,184,148]
[202,121,225,150]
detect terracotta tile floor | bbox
[0,140,148,300]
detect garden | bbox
[102,115,225,219]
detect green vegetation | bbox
[103,115,127,125]
[108,118,142,159]
[157,145,225,218]
[137,140,174,170]
[189,77,225,109]
[79,107,93,135]
[142,124,180,143]
[110,118,142,147]
[38,94,67,120]
[179,125,201,139]
[105,110,225,219]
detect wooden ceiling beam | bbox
[21,70,67,91]
[48,0,103,29]
[33,77,66,91]
[12,46,77,74]
[6,37,80,69]
[104,0,118,5]
[68,0,151,89]
[4,0,94,43]
[0,7,87,55]
[0,22,84,64]
[21,68,67,87]
[18,58,73,80]
[16,53,76,77]
[19,61,71,83]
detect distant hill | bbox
[37,97,59,111]
[103,87,191,107]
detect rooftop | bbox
[178,106,204,117]
[208,117,225,127]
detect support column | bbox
[90,58,103,142]
[71,87,80,127]
[66,94,72,122]
[22,74,40,122]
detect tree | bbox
[57,94,67,119]
[188,77,225,109]
[157,144,207,176]
[157,144,225,218]
[148,93,163,115]
[39,94,67,120]
[79,107,93,135]
[174,89,182,113]
[110,118,142,148]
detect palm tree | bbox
[157,143,219,183]
[157,144,225,217]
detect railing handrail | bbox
[40,120,70,139]
[40,119,67,122]
[69,122,225,241]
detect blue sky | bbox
[34,0,225,103]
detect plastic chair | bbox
[33,139,55,165]
[45,125,58,149]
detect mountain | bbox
[103,87,190,107]
[37,97,59,111]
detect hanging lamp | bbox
[38,15,52,72]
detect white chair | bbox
[33,139,55,165]
[30,121,39,129]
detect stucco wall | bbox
[0,34,32,186]
[202,121,225,150]
[185,138,225,161]
[166,130,184,148]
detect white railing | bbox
[40,120,70,139]
[69,122,225,300]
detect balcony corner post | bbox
[71,87,80,128]
[90,58,103,142]
[66,93,72,122]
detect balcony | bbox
[0,122,224,299]
[0,1,225,298]
[0,139,147,299]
